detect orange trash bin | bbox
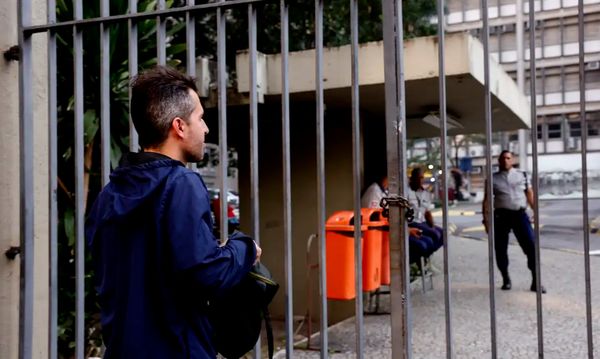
[325,211,366,300]
[360,208,386,292]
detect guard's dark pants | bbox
[494,208,536,278]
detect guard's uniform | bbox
[491,168,536,278]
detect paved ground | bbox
[275,235,600,358]
[432,199,600,253]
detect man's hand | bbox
[409,227,422,238]
[254,241,262,264]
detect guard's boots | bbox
[530,271,547,294]
[501,272,512,290]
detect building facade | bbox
[430,0,600,196]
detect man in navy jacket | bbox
[86,66,261,358]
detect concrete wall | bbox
[1,1,48,358]
[0,0,21,355]
[234,102,374,325]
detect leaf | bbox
[167,21,186,37]
[111,137,123,169]
[64,207,75,247]
[83,110,100,146]
[167,43,187,56]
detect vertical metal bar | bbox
[516,0,528,172]
[527,0,545,354]
[73,0,85,357]
[18,0,34,358]
[280,0,294,356]
[100,0,110,186]
[186,3,198,172]
[157,0,167,65]
[315,0,328,356]
[383,0,411,357]
[129,0,139,151]
[350,0,363,356]
[436,1,454,357]
[248,4,261,358]
[186,1,196,78]
[217,6,229,243]
[48,0,58,358]
[481,0,498,357]
[577,0,594,356]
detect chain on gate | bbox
[379,195,414,222]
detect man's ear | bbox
[171,117,186,139]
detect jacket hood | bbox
[89,152,185,227]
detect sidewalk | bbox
[276,235,600,358]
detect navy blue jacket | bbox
[86,152,256,358]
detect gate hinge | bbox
[3,45,20,62]
[5,246,21,260]
[380,195,414,222]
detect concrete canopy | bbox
[236,33,531,138]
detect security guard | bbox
[482,150,546,293]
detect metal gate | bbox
[14,0,595,358]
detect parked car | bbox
[207,188,240,233]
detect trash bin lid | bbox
[360,208,387,228]
[326,210,367,232]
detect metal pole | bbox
[436,1,454,357]
[480,0,498,356]
[47,1,58,358]
[18,0,34,357]
[350,0,363,356]
[517,0,528,172]
[100,0,110,186]
[315,0,328,356]
[527,0,544,355]
[248,4,262,358]
[73,0,85,357]
[186,1,196,78]
[157,0,166,65]
[186,1,197,171]
[217,6,229,242]
[383,0,411,357]
[129,0,139,151]
[280,0,294,356]
[577,0,594,356]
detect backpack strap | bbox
[523,171,528,192]
[264,306,275,359]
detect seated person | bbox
[361,174,437,265]
[407,167,444,254]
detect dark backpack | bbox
[210,262,279,359]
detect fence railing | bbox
[14,0,594,358]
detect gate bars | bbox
[15,0,595,358]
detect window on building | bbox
[588,120,599,137]
[537,124,542,139]
[547,123,562,139]
[569,119,600,137]
[570,122,581,137]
